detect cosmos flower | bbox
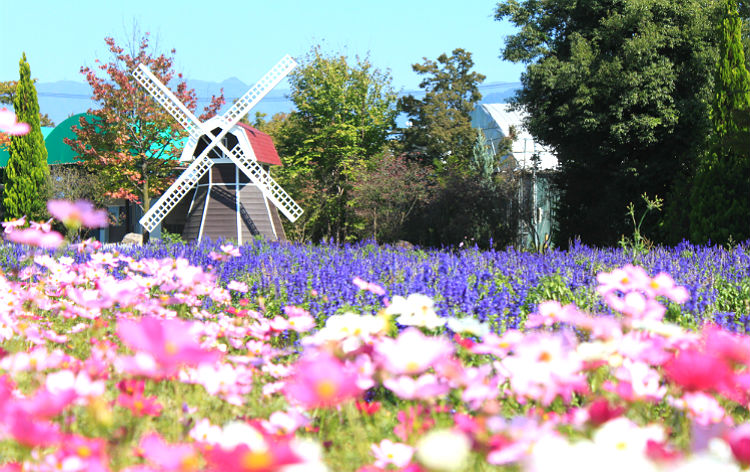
[47,200,108,229]
[116,316,221,376]
[0,108,29,135]
[284,351,361,409]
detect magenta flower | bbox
[47,200,108,229]
[727,423,750,467]
[116,316,221,375]
[139,433,200,470]
[284,351,361,408]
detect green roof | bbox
[0,113,93,168]
[0,112,191,168]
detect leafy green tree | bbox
[496,0,721,246]
[2,54,51,221]
[274,47,397,243]
[690,0,750,244]
[398,49,485,174]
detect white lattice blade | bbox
[133,64,203,140]
[221,55,297,128]
[214,141,303,222]
[139,155,213,232]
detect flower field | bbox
[0,233,748,471]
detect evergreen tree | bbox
[689,0,750,244]
[2,53,50,222]
[470,130,495,186]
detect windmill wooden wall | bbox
[174,163,285,243]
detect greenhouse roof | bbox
[0,113,93,168]
[0,113,188,168]
[471,103,557,171]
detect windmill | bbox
[132,55,302,243]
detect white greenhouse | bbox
[470,103,558,249]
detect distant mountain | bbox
[33,79,521,127]
[34,79,294,126]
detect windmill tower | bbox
[132,55,302,243]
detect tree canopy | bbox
[66,33,224,221]
[398,48,485,174]
[496,0,723,246]
[272,47,397,243]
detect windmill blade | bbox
[220,55,296,128]
[133,64,203,140]
[213,140,303,222]
[182,56,296,172]
[138,154,213,232]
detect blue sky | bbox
[0,0,524,92]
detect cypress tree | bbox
[2,53,50,222]
[689,0,750,244]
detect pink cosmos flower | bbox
[47,200,108,229]
[0,108,30,135]
[202,440,301,472]
[139,433,201,471]
[680,392,726,426]
[703,324,750,365]
[663,347,734,396]
[393,405,436,442]
[29,218,53,232]
[1,216,25,233]
[116,316,221,375]
[5,227,64,248]
[116,391,163,417]
[727,423,750,467]
[220,243,241,257]
[375,328,454,375]
[227,280,249,292]
[587,398,625,425]
[525,300,578,328]
[284,351,361,408]
[59,433,109,472]
[353,277,387,296]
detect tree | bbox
[496,0,721,246]
[471,130,496,186]
[350,151,435,243]
[2,54,51,222]
[66,33,224,234]
[398,49,485,174]
[2,80,55,127]
[689,0,750,244]
[273,47,397,243]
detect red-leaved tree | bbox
[66,33,224,234]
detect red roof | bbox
[236,122,283,166]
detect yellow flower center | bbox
[538,351,552,362]
[242,450,272,470]
[180,453,201,471]
[165,341,178,355]
[77,446,92,457]
[316,379,337,399]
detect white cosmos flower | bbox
[415,429,471,471]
